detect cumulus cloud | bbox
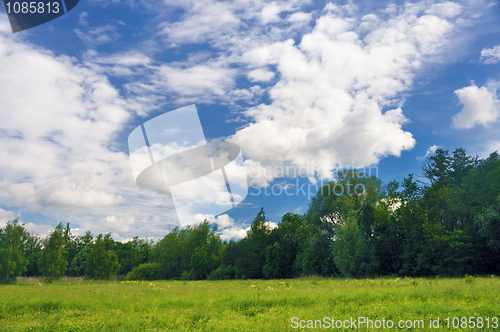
[425,2,462,18]
[452,82,500,129]
[194,213,235,228]
[247,68,275,82]
[0,208,17,227]
[0,17,179,240]
[230,2,460,186]
[480,45,500,64]
[0,0,485,239]
[155,63,237,98]
[219,225,249,240]
[191,213,249,240]
[159,0,309,47]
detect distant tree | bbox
[118,236,151,276]
[84,233,120,280]
[23,234,42,277]
[39,223,68,282]
[63,223,79,276]
[0,219,29,284]
[127,262,161,281]
[183,221,221,280]
[423,148,450,186]
[332,215,378,277]
[263,213,307,278]
[68,231,93,277]
[234,208,273,279]
[476,197,500,253]
[263,242,289,279]
[152,227,184,279]
[449,148,473,188]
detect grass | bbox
[0,276,499,331]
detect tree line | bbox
[1,147,499,283]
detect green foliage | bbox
[39,223,68,283]
[465,274,475,284]
[68,231,93,277]
[263,242,289,279]
[207,265,236,280]
[234,208,274,279]
[476,196,500,252]
[152,221,221,280]
[117,236,152,275]
[23,234,42,277]
[332,216,378,277]
[0,219,29,284]
[84,233,120,280]
[127,262,161,281]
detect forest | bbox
[1,147,499,283]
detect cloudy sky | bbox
[0,0,499,241]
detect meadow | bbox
[0,276,499,331]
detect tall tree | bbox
[0,219,29,284]
[333,215,378,277]
[234,208,273,279]
[449,148,473,188]
[68,231,93,277]
[84,233,120,280]
[39,223,68,282]
[23,233,42,277]
[423,148,450,186]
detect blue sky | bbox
[0,0,499,241]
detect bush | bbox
[465,274,475,284]
[207,265,236,280]
[127,262,161,281]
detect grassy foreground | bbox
[0,277,499,331]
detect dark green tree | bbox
[22,233,42,277]
[423,148,450,187]
[68,231,93,277]
[84,233,120,279]
[0,219,29,284]
[39,223,68,282]
[234,208,273,279]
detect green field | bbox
[0,277,499,331]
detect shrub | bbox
[207,265,236,280]
[465,274,475,284]
[127,262,161,281]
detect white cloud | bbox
[418,144,439,160]
[155,63,236,97]
[35,178,124,209]
[480,45,500,64]
[0,17,179,240]
[425,2,462,18]
[194,213,235,228]
[219,225,249,240]
[8,183,36,206]
[159,0,240,44]
[452,82,500,129]
[78,12,89,26]
[159,0,311,51]
[74,25,120,45]
[0,208,16,228]
[247,68,275,82]
[231,3,460,186]
[288,12,313,23]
